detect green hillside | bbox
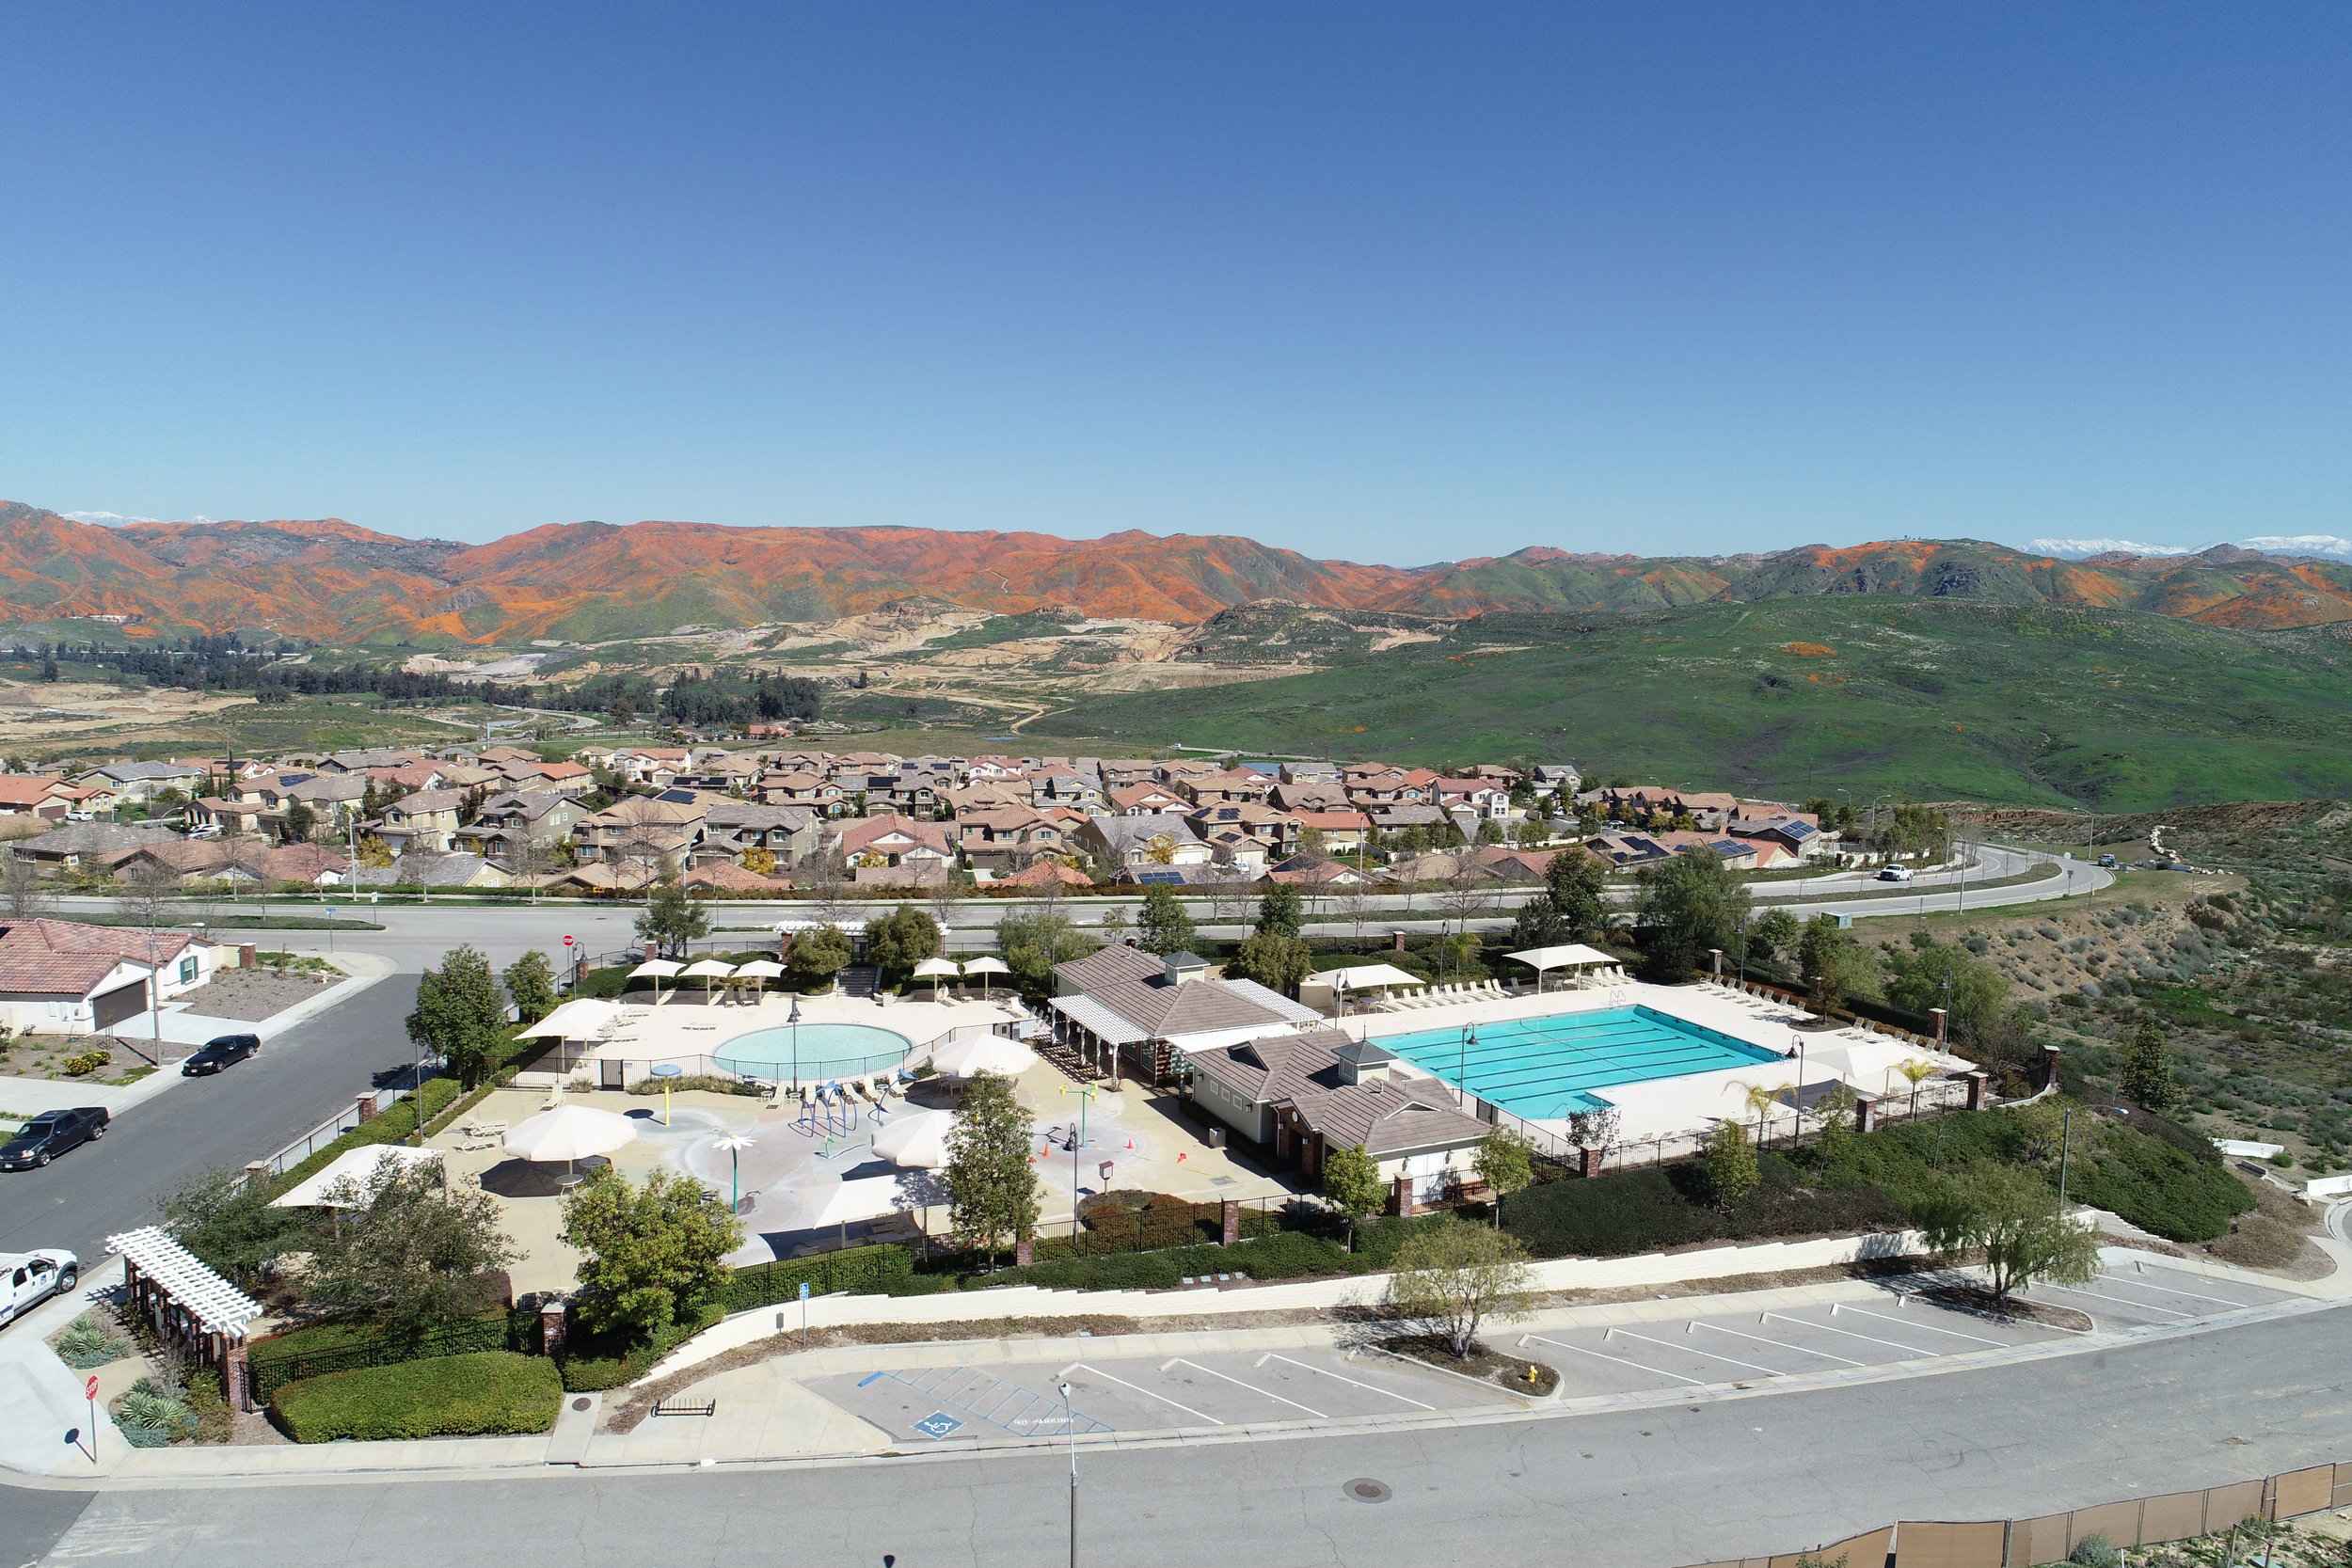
[1032,599,2352,810]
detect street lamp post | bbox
[1059,1379,1079,1568]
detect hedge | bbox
[558,1303,726,1392]
[1502,1155,1907,1259]
[720,1244,924,1311]
[271,1351,561,1442]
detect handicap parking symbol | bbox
[913,1412,964,1440]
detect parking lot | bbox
[2014,1258,2286,1328]
[811,1344,1519,1443]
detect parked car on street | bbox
[182,1034,262,1076]
[2097,853,2119,868]
[0,1249,79,1325]
[1875,864,1915,882]
[0,1108,109,1170]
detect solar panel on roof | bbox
[1136,870,1184,885]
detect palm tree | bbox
[1731,1079,1781,1148]
[1896,1058,1939,1120]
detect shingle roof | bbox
[1184,1028,1488,1157]
[1054,943,1165,991]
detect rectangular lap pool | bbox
[1373,1006,1784,1120]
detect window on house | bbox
[179,957,199,984]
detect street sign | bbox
[564,934,575,947]
[84,1376,98,1401]
[798,1281,811,1301]
[913,1412,964,1440]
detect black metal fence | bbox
[244,1314,520,1402]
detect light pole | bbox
[1059,1379,1078,1568]
[1458,1022,1476,1114]
[1059,1083,1099,1243]
[788,993,802,1091]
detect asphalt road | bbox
[6,1301,2346,1568]
[0,975,422,1267]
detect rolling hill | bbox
[1029,598,2352,812]
[8,500,2352,645]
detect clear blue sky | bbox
[2,4,2344,563]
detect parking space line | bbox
[2092,1272,2259,1309]
[1607,1327,1781,1376]
[1165,1357,1327,1418]
[1832,1305,2006,1345]
[1068,1363,1226,1426]
[1525,1333,1705,1386]
[1692,1321,1863,1367]
[2030,1282,2190,1317]
[1258,1354,1438,1411]
[1762,1312,1936,1357]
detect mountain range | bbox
[8,499,2352,645]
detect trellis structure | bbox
[107,1226,266,1409]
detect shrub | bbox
[116,1380,196,1446]
[2069,1533,2120,1568]
[55,1313,134,1370]
[61,1050,111,1076]
[557,1302,724,1392]
[720,1244,918,1311]
[627,1074,759,1097]
[1501,1154,1905,1259]
[272,1350,561,1442]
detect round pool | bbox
[713,1022,913,1087]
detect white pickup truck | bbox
[0,1249,80,1326]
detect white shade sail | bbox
[1322,963,1424,990]
[501,1104,640,1163]
[870,1107,954,1168]
[731,959,786,978]
[630,959,685,979]
[515,998,626,1039]
[810,1173,922,1228]
[679,958,738,979]
[928,1033,1038,1077]
[913,958,963,978]
[271,1146,443,1209]
[1505,943,1619,972]
[961,957,1011,975]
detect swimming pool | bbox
[1373,1006,1783,1119]
[713,1022,913,1086]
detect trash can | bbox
[1206,1127,1226,1149]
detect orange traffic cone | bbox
[1125,1140,1135,1151]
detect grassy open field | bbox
[1032,598,2352,809]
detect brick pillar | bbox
[1578,1146,1601,1179]
[644,942,660,962]
[1391,930,1406,952]
[224,1339,253,1412]
[1220,1199,1240,1246]
[1014,1236,1035,1267]
[238,942,258,969]
[1854,1099,1873,1134]
[2040,1042,2062,1091]
[355,1092,378,1122]
[1391,1173,1414,1217]
[541,1303,567,1359]
[1931,1007,1947,1045]
[1965,1070,1988,1111]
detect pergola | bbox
[1505,943,1624,991]
[108,1226,266,1409]
[1319,962,1426,1015]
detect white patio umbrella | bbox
[913,957,962,999]
[871,1107,954,1168]
[629,958,684,1002]
[502,1104,639,1170]
[679,958,736,1001]
[929,1033,1038,1077]
[962,956,1010,999]
[730,958,785,1005]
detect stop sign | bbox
[563,935,575,947]
[84,1376,98,1402]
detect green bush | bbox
[55,1314,134,1370]
[2062,1126,2253,1242]
[1501,1154,1907,1259]
[720,1244,918,1311]
[272,1350,561,1442]
[558,1303,723,1393]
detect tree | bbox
[1136,883,1196,955]
[1472,1128,1535,1227]
[1254,882,1304,941]
[1321,1143,1386,1251]
[1634,847,1750,981]
[1911,1164,2099,1301]
[1895,1058,1939,1119]
[994,911,1097,997]
[924,874,965,946]
[2119,1020,2181,1113]
[1565,1103,1620,1160]
[785,923,852,990]
[158,1164,319,1282]
[1797,913,1875,1013]
[406,943,510,1090]
[1698,1119,1759,1209]
[281,800,317,844]
[1474,816,1504,847]
[503,950,559,1026]
[1883,933,2009,1043]
[1747,909,1801,969]
[115,859,176,933]
[1385,1222,1535,1359]
[634,878,709,958]
[560,1167,743,1336]
[1229,931,1311,995]
[866,905,941,983]
[311,1154,519,1340]
[944,1070,1041,1269]
[0,849,48,921]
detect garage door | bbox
[92,981,149,1031]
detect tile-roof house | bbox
[571,797,707,872]
[836,813,951,869]
[0,917,229,1033]
[1184,1028,1486,1189]
[1045,946,1320,1087]
[698,802,821,866]
[13,821,178,874]
[1073,814,1214,871]
[373,788,468,854]
[954,806,1069,872]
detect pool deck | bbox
[563,989,1033,1079]
[1341,979,1977,1145]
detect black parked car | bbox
[0,1107,108,1170]
[182,1034,262,1076]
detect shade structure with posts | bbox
[871,1106,954,1168]
[502,1104,638,1167]
[270,1146,443,1210]
[929,1033,1038,1077]
[730,958,785,1000]
[678,958,736,1001]
[913,957,962,999]
[1505,943,1620,990]
[629,958,684,1001]
[961,956,1010,998]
